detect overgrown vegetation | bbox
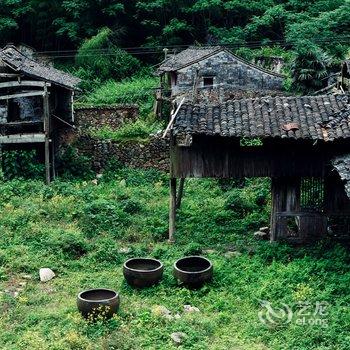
[1,0,349,57]
[79,77,158,116]
[74,28,142,91]
[1,0,349,95]
[0,169,349,349]
[88,119,160,143]
[1,1,350,348]
[56,146,95,180]
[2,150,45,180]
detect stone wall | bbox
[61,105,169,172]
[172,51,284,102]
[83,134,169,171]
[74,105,139,132]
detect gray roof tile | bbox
[173,94,350,142]
[0,45,81,89]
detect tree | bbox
[0,0,31,46]
[290,45,331,93]
[75,27,141,90]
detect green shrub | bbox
[184,242,202,255]
[217,178,246,191]
[57,146,94,180]
[53,233,89,259]
[89,237,122,264]
[120,198,142,214]
[76,27,141,89]
[225,191,256,217]
[100,157,123,181]
[80,76,158,117]
[290,44,331,93]
[88,119,160,143]
[116,167,167,187]
[80,199,130,238]
[2,150,45,180]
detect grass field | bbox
[0,168,349,349]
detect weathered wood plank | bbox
[0,121,43,126]
[176,178,185,209]
[43,86,50,184]
[0,73,21,78]
[0,80,50,89]
[270,177,301,241]
[0,133,46,144]
[0,91,45,101]
[171,136,330,178]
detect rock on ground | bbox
[39,268,55,282]
[254,231,269,240]
[152,305,181,321]
[118,247,131,254]
[21,274,32,280]
[203,249,217,254]
[224,251,242,258]
[170,332,187,345]
[184,305,200,313]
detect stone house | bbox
[157,46,285,104]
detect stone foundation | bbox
[60,105,169,172]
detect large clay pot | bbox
[123,258,164,288]
[77,288,119,320]
[174,256,213,288]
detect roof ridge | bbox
[158,46,285,78]
[0,45,81,89]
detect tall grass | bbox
[80,76,158,116]
[88,119,161,143]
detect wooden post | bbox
[270,178,280,242]
[51,135,56,181]
[270,177,301,242]
[169,178,177,243]
[176,178,185,209]
[43,84,50,185]
[0,145,2,178]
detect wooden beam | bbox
[71,90,75,123]
[0,133,46,144]
[0,73,21,78]
[169,178,177,243]
[52,114,75,128]
[0,80,50,89]
[0,91,45,101]
[0,145,3,175]
[176,178,185,209]
[162,97,185,138]
[51,136,56,181]
[43,85,50,185]
[270,178,280,242]
[0,121,42,126]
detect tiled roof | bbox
[0,45,81,89]
[173,94,350,141]
[158,46,221,72]
[158,46,284,77]
[332,154,350,197]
